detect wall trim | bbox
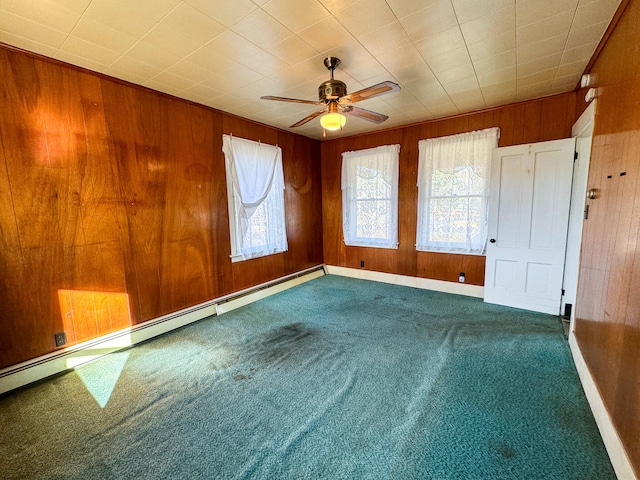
[569,332,637,480]
[0,265,325,396]
[325,265,484,298]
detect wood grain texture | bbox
[321,94,576,287]
[573,0,640,474]
[0,47,323,368]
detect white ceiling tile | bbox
[125,41,181,70]
[185,0,257,27]
[184,43,237,73]
[183,82,223,101]
[239,49,290,77]
[414,26,466,59]
[143,3,226,58]
[477,65,517,87]
[204,62,264,90]
[1,0,91,33]
[565,20,609,50]
[59,36,120,66]
[386,0,442,19]
[149,71,199,91]
[231,9,292,48]
[0,31,58,57]
[442,76,481,95]
[484,90,517,106]
[517,10,574,45]
[269,36,319,65]
[318,0,360,14]
[339,56,390,84]
[335,0,396,38]
[452,0,510,24]
[518,67,557,87]
[517,34,567,65]
[572,0,621,30]
[142,80,184,97]
[460,4,515,44]
[556,60,587,76]
[517,53,562,76]
[434,62,476,84]
[70,17,138,53]
[206,30,262,60]
[166,59,216,84]
[481,79,517,95]
[473,50,516,75]
[54,50,109,72]
[0,11,68,48]
[83,0,181,38]
[359,21,412,57]
[467,30,516,61]
[560,42,598,63]
[516,0,579,26]
[399,0,459,41]
[107,57,163,84]
[298,17,355,52]
[425,46,471,73]
[262,0,330,33]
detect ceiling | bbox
[0,0,621,140]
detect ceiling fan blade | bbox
[261,95,323,105]
[290,109,326,128]
[341,105,389,124]
[339,81,401,104]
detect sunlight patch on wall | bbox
[58,290,132,345]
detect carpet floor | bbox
[0,274,615,479]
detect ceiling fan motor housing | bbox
[319,79,347,103]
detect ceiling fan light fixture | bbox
[320,112,346,131]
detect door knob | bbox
[489,238,496,243]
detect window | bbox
[416,127,499,254]
[222,135,288,261]
[341,144,400,249]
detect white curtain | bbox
[222,135,287,259]
[341,144,400,249]
[416,127,499,254]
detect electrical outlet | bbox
[360,260,365,268]
[54,331,67,347]
[458,272,466,283]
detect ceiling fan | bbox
[260,57,400,133]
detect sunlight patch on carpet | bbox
[74,351,130,408]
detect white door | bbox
[484,138,576,314]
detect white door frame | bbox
[563,101,596,331]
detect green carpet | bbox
[0,275,615,479]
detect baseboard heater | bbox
[0,265,326,396]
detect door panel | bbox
[484,138,575,314]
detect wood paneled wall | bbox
[574,0,640,474]
[321,93,576,285]
[0,47,323,369]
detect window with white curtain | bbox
[416,127,499,254]
[342,144,400,249]
[222,135,288,261]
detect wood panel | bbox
[0,46,323,369]
[573,0,640,474]
[321,93,576,287]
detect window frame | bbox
[223,135,288,262]
[341,144,400,249]
[416,128,499,255]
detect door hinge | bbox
[561,289,565,296]
[574,151,578,161]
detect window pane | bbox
[429,196,483,244]
[356,199,391,239]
